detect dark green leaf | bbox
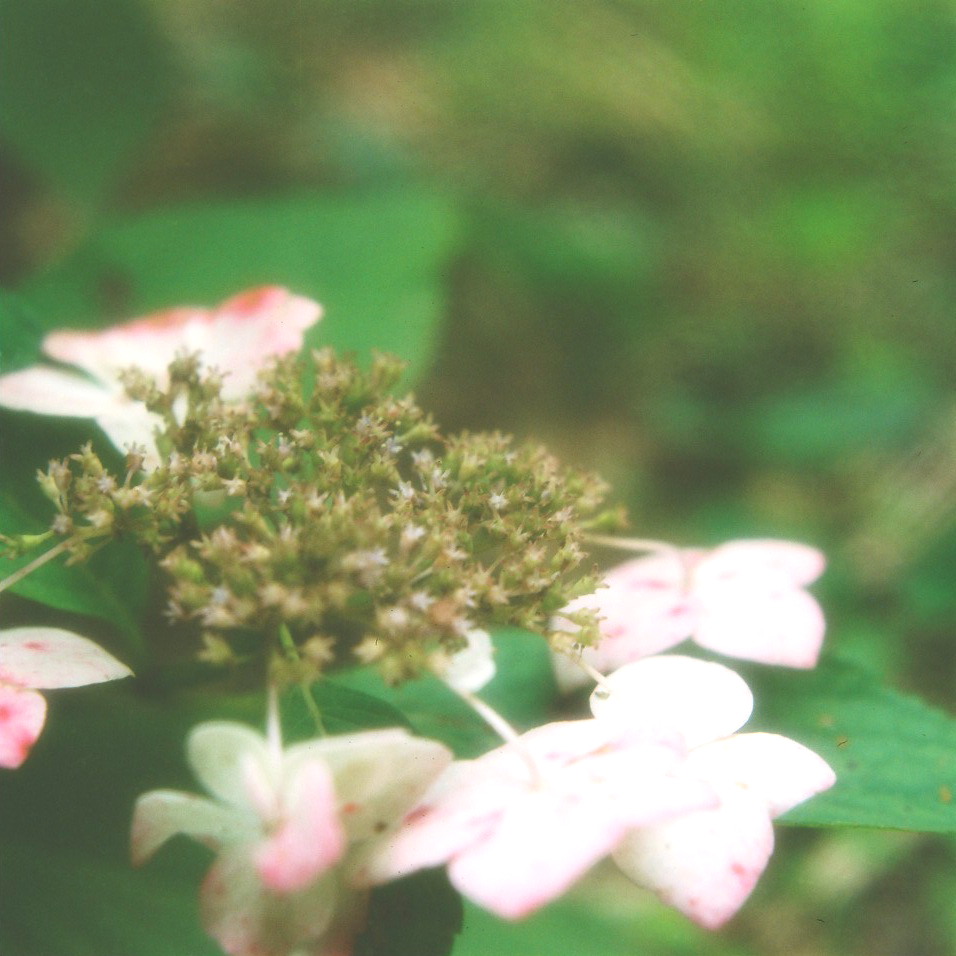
[354,869,463,956]
[0,0,172,203]
[747,655,956,833]
[18,188,460,381]
[331,628,557,757]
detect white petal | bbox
[201,287,322,399]
[42,287,321,397]
[693,578,825,668]
[0,685,47,769]
[187,722,274,810]
[0,366,116,417]
[351,760,515,887]
[554,554,695,687]
[590,655,754,748]
[697,539,825,588]
[447,784,631,920]
[130,790,252,865]
[43,307,211,384]
[687,733,836,817]
[614,787,774,929]
[293,728,452,842]
[94,407,164,465]
[200,843,339,956]
[0,627,132,689]
[433,629,496,693]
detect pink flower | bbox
[554,539,826,689]
[590,655,836,928]
[131,722,451,956]
[0,626,132,768]
[0,287,322,463]
[352,718,716,920]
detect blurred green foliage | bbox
[3,0,956,953]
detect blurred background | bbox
[3,0,956,952]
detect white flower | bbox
[131,722,451,956]
[352,718,714,920]
[0,626,132,769]
[554,539,826,690]
[0,287,321,465]
[590,655,836,928]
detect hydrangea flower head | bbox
[554,539,826,689]
[0,626,132,768]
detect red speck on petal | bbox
[23,641,47,651]
[342,802,360,815]
[403,805,434,825]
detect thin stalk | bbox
[0,539,71,596]
[456,688,543,787]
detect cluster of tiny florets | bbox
[34,349,620,686]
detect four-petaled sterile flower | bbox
[589,655,836,928]
[0,286,322,465]
[131,721,452,956]
[351,718,716,920]
[554,539,826,689]
[0,626,132,769]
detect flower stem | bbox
[456,689,543,786]
[277,623,325,735]
[0,539,71,596]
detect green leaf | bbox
[18,188,460,382]
[0,413,148,648]
[0,684,218,955]
[354,869,463,956]
[0,0,172,203]
[746,655,956,833]
[331,628,557,757]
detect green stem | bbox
[0,539,71,596]
[277,623,326,735]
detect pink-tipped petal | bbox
[131,790,248,865]
[0,627,132,689]
[614,788,774,929]
[693,577,825,668]
[0,685,46,769]
[590,655,754,748]
[43,307,211,384]
[0,366,117,418]
[42,287,322,396]
[698,540,826,588]
[203,287,322,399]
[255,759,345,893]
[300,728,452,843]
[201,844,338,956]
[557,555,695,681]
[688,733,836,818]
